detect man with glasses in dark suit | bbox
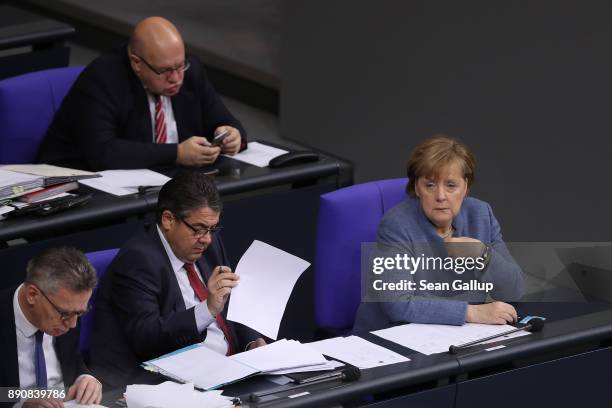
[38,16,246,171]
[0,247,102,408]
[90,170,265,388]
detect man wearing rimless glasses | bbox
[90,170,266,388]
[0,247,102,407]
[38,16,246,171]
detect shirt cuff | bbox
[244,341,256,352]
[195,302,216,332]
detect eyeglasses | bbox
[132,53,191,76]
[36,285,90,321]
[179,217,222,238]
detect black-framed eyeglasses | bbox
[179,217,223,238]
[36,285,91,321]
[132,53,191,76]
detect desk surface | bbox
[0,144,352,243]
[227,302,612,407]
[99,303,612,407]
[0,5,75,50]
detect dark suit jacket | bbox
[0,286,89,407]
[90,225,260,388]
[37,47,246,171]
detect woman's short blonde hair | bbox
[406,135,475,196]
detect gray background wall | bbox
[281,0,612,242]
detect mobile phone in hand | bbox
[212,130,229,146]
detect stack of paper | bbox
[227,240,311,340]
[230,339,334,375]
[306,336,410,369]
[372,323,531,355]
[79,169,170,196]
[125,382,234,408]
[0,169,44,200]
[2,164,99,185]
[142,339,335,390]
[143,344,258,390]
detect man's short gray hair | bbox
[25,247,97,294]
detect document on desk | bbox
[78,169,170,196]
[125,382,234,408]
[2,164,99,183]
[0,169,44,200]
[306,336,410,369]
[226,141,288,167]
[230,339,330,374]
[227,240,310,339]
[372,323,531,355]
[64,400,107,408]
[144,344,258,390]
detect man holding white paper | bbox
[90,170,265,388]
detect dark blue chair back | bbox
[80,248,119,356]
[314,178,407,333]
[0,66,83,163]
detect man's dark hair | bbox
[25,247,97,294]
[156,169,222,223]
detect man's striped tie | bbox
[154,95,167,144]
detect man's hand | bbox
[214,126,242,155]
[206,266,240,317]
[246,338,267,350]
[23,399,63,408]
[176,136,221,167]
[466,301,517,324]
[66,375,103,406]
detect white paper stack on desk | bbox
[307,335,410,369]
[230,339,337,375]
[0,165,98,216]
[372,322,531,355]
[142,339,335,390]
[78,169,170,196]
[125,381,234,408]
[0,169,44,200]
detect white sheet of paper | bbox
[64,400,108,408]
[2,164,97,177]
[372,323,530,355]
[0,169,42,186]
[226,141,288,167]
[125,382,233,408]
[226,240,310,339]
[79,169,170,196]
[146,345,258,390]
[306,336,410,369]
[230,339,328,373]
[126,382,186,408]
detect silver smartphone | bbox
[212,130,229,146]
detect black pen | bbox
[137,185,162,194]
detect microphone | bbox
[248,366,361,403]
[449,318,545,354]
